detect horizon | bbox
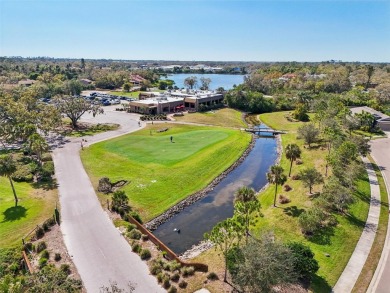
[1,0,389,62]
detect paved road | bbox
[53,107,163,292]
[367,132,390,293]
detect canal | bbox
[153,135,278,254]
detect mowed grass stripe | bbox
[81,124,251,221]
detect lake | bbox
[162,73,245,90]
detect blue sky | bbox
[1,0,389,62]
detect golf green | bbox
[81,124,251,220]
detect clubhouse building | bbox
[128,91,224,115]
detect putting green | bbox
[81,124,251,220]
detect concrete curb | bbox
[333,156,381,293]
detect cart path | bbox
[52,108,164,292]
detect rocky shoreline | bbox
[145,135,256,231]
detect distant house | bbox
[278,73,297,82]
[80,79,92,85]
[350,106,390,132]
[130,75,146,85]
[18,79,35,87]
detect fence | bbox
[127,215,208,272]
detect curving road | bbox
[367,132,390,293]
[52,106,164,292]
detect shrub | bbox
[150,263,162,275]
[128,229,142,240]
[24,242,33,252]
[178,280,187,288]
[54,253,61,261]
[170,272,180,282]
[287,242,319,281]
[167,286,177,293]
[126,223,137,232]
[40,250,49,259]
[35,226,45,239]
[284,184,292,192]
[140,249,151,260]
[157,272,164,283]
[163,262,171,271]
[279,195,291,204]
[162,276,171,289]
[44,217,56,228]
[298,207,326,235]
[129,211,142,224]
[12,165,33,182]
[181,266,194,277]
[41,153,52,162]
[60,264,71,275]
[39,257,48,269]
[291,174,301,180]
[36,241,47,253]
[141,234,149,241]
[169,260,181,272]
[207,272,219,280]
[131,242,141,253]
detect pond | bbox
[153,134,278,255]
[162,73,245,90]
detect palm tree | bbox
[267,165,287,207]
[0,155,18,206]
[234,186,256,203]
[285,144,301,177]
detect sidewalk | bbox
[333,157,381,292]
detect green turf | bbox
[258,111,370,291]
[0,177,57,248]
[81,123,251,221]
[110,91,140,98]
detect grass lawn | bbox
[81,123,251,221]
[352,157,389,293]
[257,111,370,291]
[0,178,57,248]
[193,111,370,292]
[174,108,247,129]
[110,91,140,98]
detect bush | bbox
[167,286,177,293]
[39,257,48,269]
[12,165,33,182]
[36,241,46,253]
[178,280,187,288]
[181,266,194,277]
[126,223,137,232]
[284,184,292,192]
[35,226,45,239]
[41,250,49,259]
[170,272,180,282]
[298,207,326,235]
[140,249,151,260]
[207,272,219,280]
[129,211,142,224]
[279,195,291,204]
[128,229,142,240]
[150,263,162,275]
[157,272,164,283]
[24,242,33,252]
[291,174,301,180]
[169,260,181,272]
[162,277,171,289]
[60,264,71,275]
[41,153,52,162]
[54,253,62,261]
[131,242,141,253]
[287,242,319,281]
[141,234,149,241]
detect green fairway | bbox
[0,178,57,248]
[81,123,251,221]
